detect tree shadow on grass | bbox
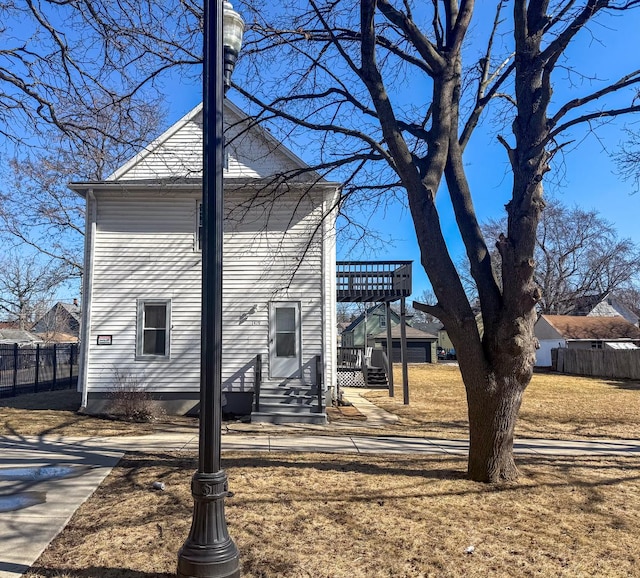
[0,390,82,411]
[604,379,640,391]
[26,565,175,577]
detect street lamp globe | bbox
[223,1,244,89]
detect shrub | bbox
[106,368,164,422]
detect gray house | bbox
[340,304,401,348]
[32,300,81,342]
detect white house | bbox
[71,101,340,424]
[535,314,640,367]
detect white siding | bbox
[85,187,329,394]
[536,339,565,367]
[223,189,325,387]
[112,106,304,182]
[86,191,202,392]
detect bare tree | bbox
[3,0,640,482]
[482,198,640,314]
[0,252,68,329]
[231,1,640,482]
[0,2,197,146]
[615,127,640,192]
[1,98,164,277]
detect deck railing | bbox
[315,355,323,412]
[337,261,412,302]
[254,353,262,412]
[337,347,364,369]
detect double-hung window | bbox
[137,299,171,359]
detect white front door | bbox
[269,302,302,378]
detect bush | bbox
[106,369,164,422]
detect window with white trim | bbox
[137,299,171,359]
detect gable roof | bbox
[0,329,42,345]
[106,100,317,183]
[564,292,608,316]
[540,315,640,341]
[411,321,443,335]
[343,304,401,333]
[373,325,437,340]
[32,302,81,330]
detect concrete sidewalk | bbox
[0,438,123,578]
[1,387,640,577]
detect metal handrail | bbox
[315,355,323,412]
[254,353,262,412]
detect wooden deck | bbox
[337,261,412,303]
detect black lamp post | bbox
[177,1,244,577]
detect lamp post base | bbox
[177,470,240,578]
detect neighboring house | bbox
[340,304,401,348]
[0,329,42,346]
[416,312,483,357]
[70,101,340,423]
[535,314,640,366]
[372,325,438,363]
[32,300,82,343]
[411,321,454,353]
[562,292,639,326]
[336,321,350,347]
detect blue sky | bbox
[3,3,639,305]
[150,5,640,303]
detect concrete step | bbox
[257,387,319,396]
[254,401,322,414]
[251,411,327,425]
[258,385,318,396]
[256,394,319,406]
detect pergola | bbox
[337,261,412,403]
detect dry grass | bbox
[363,364,640,440]
[0,390,197,437]
[3,365,640,442]
[25,451,640,578]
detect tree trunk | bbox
[466,374,524,482]
[459,324,535,483]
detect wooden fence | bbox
[554,348,640,379]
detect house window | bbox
[379,315,387,328]
[137,299,171,359]
[591,341,603,349]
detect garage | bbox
[373,326,438,364]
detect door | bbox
[269,302,302,378]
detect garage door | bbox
[391,341,432,363]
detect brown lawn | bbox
[363,364,640,440]
[25,451,640,578]
[0,390,197,437]
[2,365,639,441]
[9,365,640,577]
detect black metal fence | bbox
[0,343,79,398]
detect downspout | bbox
[79,189,96,410]
[322,187,339,404]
